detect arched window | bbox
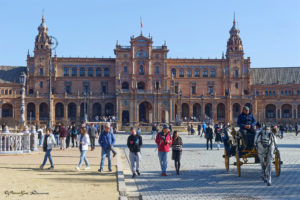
[234,69,239,77]
[187,69,192,77]
[104,68,110,77]
[179,69,184,77]
[137,82,145,90]
[171,68,176,77]
[96,68,102,77]
[139,65,144,75]
[203,69,208,77]
[194,69,200,77]
[210,70,216,77]
[122,82,129,89]
[155,66,159,74]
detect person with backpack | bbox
[205,124,213,150]
[40,128,56,170]
[155,124,173,176]
[59,124,67,150]
[172,131,183,175]
[71,125,78,147]
[197,123,202,136]
[127,127,143,178]
[214,124,222,150]
[76,127,90,171]
[98,122,116,172]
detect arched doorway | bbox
[68,103,76,121]
[105,103,114,116]
[182,103,189,120]
[2,103,13,118]
[139,101,152,123]
[265,104,276,119]
[282,104,292,118]
[193,103,201,119]
[39,103,49,121]
[205,103,212,119]
[217,103,225,121]
[245,103,253,113]
[232,103,241,120]
[27,103,35,120]
[92,103,102,119]
[55,103,64,120]
[122,110,130,125]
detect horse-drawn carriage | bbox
[222,126,282,185]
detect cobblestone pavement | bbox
[115,132,300,200]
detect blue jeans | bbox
[42,149,53,167]
[54,134,60,145]
[281,131,284,137]
[100,148,112,170]
[39,135,44,146]
[78,150,89,168]
[158,151,168,173]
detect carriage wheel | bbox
[274,149,281,176]
[224,149,230,171]
[236,149,241,177]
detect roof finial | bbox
[233,12,236,26]
[42,9,45,23]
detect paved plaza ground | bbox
[115,132,300,200]
[0,147,118,200]
[1,132,299,200]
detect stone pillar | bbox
[23,126,31,153]
[64,103,68,122]
[36,104,40,126]
[76,103,81,122]
[30,126,38,151]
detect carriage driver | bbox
[237,106,257,150]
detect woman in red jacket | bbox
[155,124,172,176]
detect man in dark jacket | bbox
[237,106,257,149]
[127,127,143,178]
[88,123,97,151]
[98,122,116,172]
[205,124,213,150]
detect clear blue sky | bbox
[0,0,299,67]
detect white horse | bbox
[255,127,278,186]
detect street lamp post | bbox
[19,72,27,131]
[201,94,204,122]
[155,82,160,125]
[179,89,182,122]
[48,36,58,129]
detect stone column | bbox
[76,103,81,122]
[30,126,38,151]
[64,103,68,122]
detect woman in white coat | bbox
[40,128,56,170]
[76,127,90,170]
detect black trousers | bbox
[66,136,70,148]
[206,138,212,150]
[90,136,96,149]
[240,128,256,149]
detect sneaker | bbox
[98,169,103,172]
[48,166,54,170]
[75,166,80,171]
[136,170,141,176]
[39,165,44,169]
[113,152,117,157]
[108,169,112,172]
[162,172,167,176]
[132,173,136,178]
[84,166,90,170]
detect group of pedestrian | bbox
[39,122,117,172]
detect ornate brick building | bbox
[0,16,299,128]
